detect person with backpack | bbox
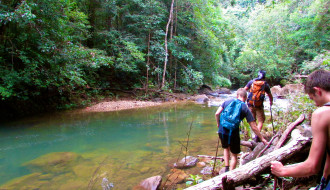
[244,70,273,141]
[271,69,330,190]
[215,88,269,172]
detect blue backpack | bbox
[220,99,244,143]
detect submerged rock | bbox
[23,152,83,173]
[0,173,43,189]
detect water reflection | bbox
[0,102,219,189]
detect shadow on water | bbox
[0,102,221,189]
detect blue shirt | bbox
[218,98,255,135]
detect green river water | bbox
[0,102,223,189]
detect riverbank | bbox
[83,100,164,112]
[80,91,223,113]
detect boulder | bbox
[133,175,162,190]
[198,85,213,95]
[192,95,209,103]
[270,85,283,97]
[174,156,198,168]
[270,84,304,98]
[282,84,304,94]
[165,169,188,185]
[215,88,231,94]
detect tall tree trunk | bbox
[161,0,175,89]
[146,30,151,94]
[168,1,175,89]
[174,0,178,90]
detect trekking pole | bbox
[212,136,220,177]
[270,105,278,189]
[270,105,275,136]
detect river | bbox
[0,101,222,189]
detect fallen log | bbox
[240,140,257,149]
[184,129,311,190]
[240,114,305,165]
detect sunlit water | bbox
[0,102,224,189]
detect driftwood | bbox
[185,129,311,190]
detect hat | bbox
[257,70,266,80]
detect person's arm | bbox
[266,84,273,106]
[215,106,224,128]
[267,92,273,107]
[271,108,327,177]
[244,80,252,91]
[249,121,269,145]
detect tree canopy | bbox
[0,0,329,117]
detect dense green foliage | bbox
[0,0,329,117]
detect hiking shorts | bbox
[218,133,240,154]
[249,106,265,123]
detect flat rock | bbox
[174,156,198,168]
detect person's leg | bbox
[249,106,261,142]
[223,148,230,172]
[249,106,256,122]
[230,153,238,171]
[229,132,241,171]
[256,107,265,132]
[219,133,230,172]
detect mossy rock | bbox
[58,180,86,190]
[72,163,97,178]
[23,152,83,173]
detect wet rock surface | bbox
[174,156,199,168]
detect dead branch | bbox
[274,114,305,150]
[197,155,224,161]
[256,134,279,158]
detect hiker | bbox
[215,88,269,172]
[244,70,273,140]
[271,69,330,189]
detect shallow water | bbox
[0,102,221,189]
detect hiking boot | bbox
[219,167,229,175]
